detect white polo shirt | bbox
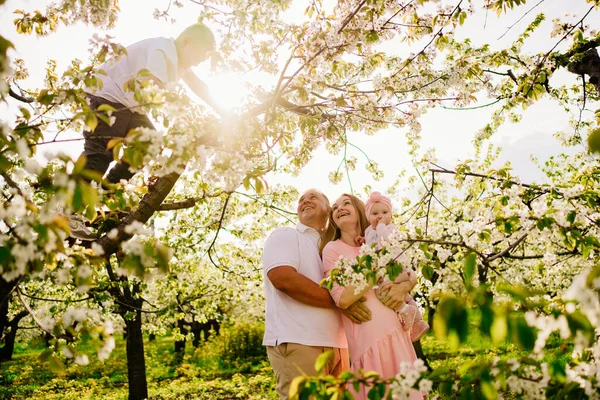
[262,223,347,348]
[87,37,179,112]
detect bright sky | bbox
[1,0,596,207]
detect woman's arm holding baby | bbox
[376,280,414,310]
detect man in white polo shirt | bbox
[68,23,225,240]
[263,189,372,400]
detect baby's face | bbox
[369,202,391,228]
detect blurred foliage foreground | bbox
[0,320,573,400]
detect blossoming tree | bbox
[2,0,600,399]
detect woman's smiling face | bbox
[332,195,357,230]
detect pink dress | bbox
[322,240,423,400]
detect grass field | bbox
[0,322,572,399]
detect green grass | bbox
[423,324,572,371]
[0,321,574,399]
[0,329,277,400]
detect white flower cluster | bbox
[51,0,119,29]
[492,358,550,399]
[57,307,115,361]
[524,311,570,355]
[332,255,372,294]
[389,359,431,399]
[328,228,423,295]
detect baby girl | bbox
[362,191,429,342]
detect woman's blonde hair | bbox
[319,193,369,254]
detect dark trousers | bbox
[81,95,155,183]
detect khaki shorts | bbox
[267,343,349,400]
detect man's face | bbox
[297,190,329,226]
[181,39,211,68]
[188,48,210,67]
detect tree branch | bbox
[488,233,528,262]
[429,167,545,191]
[8,86,34,103]
[337,0,367,34]
[159,195,205,211]
[16,287,53,336]
[95,171,181,256]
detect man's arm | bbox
[267,266,335,309]
[267,266,373,323]
[180,68,227,116]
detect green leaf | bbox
[254,177,267,194]
[37,90,54,106]
[491,313,507,345]
[566,311,594,344]
[427,367,451,380]
[20,107,31,120]
[338,371,355,381]
[439,381,453,396]
[367,386,382,400]
[97,104,116,113]
[38,349,53,362]
[314,350,333,374]
[463,253,476,285]
[72,181,84,211]
[84,111,98,132]
[363,371,380,379]
[422,264,434,281]
[335,97,347,107]
[79,182,99,221]
[434,296,469,349]
[288,375,305,398]
[587,128,600,154]
[73,155,87,175]
[48,355,65,374]
[0,154,12,173]
[297,87,309,102]
[366,31,379,43]
[509,314,536,351]
[0,35,15,53]
[481,380,498,400]
[156,244,171,273]
[107,137,123,150]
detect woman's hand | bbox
[376,281,414,310]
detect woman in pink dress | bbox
[320,193,423,400]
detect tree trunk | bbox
[191,321,201,348]
[412,339,431,371]
[112,278,148,400]
[43,331,53,347]
[173,319,187,363]
[428,306,435,332]
[0,310,28,361]
[0,278,18,343]
[123,309,147,400]
[148,333,155,342]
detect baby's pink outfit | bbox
[323,240,423,400]
[365,223,429,342]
